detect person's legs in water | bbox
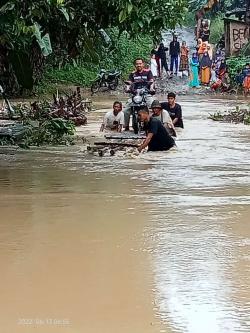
[123,99,132,130]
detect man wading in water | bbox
[137,109,175,152]
[161,92,184,128]
[151,100,176,137]
[100,101,124,132]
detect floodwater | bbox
[0,96,250,333]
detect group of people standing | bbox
[189,25,231,91]
[190,18,250,94]
[147,20,250,96]
[190,38,250,94]
[150,36,190,78]
[191,18,219,89]
[189,39,220,88]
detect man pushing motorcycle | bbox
[124,58,155,131]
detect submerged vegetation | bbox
[0,88,93,147]
[0,118,76,148]
[209,106,250,124]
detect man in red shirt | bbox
[124,58,155,130]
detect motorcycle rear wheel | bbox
[109,77,119,90]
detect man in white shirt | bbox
[151,100,176,137]
[100,101,124,132]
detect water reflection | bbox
[138,98,250,333]
[146,204,250,333]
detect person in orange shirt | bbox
[198,42,207,53]
[196,38,203,52]
[243,72,250,96]
[179,41,189,74]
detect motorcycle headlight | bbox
[133,95,143,104]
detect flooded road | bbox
[0,96,250,333]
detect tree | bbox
[0,0,188,94]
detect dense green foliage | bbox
[0,0,188,95]
[22,118,76,147]
[209,15,224,44]
[183,12,196,27]
[227,56,250,80]
[0,118,76,147]
[36,28,153,91]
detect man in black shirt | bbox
[137,109,175,152]
[157,43,169,76]
[161,92,184,128]
[169,36,180,75]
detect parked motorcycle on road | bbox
[91,69,121,94]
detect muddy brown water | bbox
[0,96,250,333]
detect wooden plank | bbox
[94,142,139,148]
[104,134,146,140]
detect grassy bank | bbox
[35,65,97,95]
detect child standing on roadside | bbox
[210,65,217,84]
[150,54,158,79]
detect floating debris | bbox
[209,106,250,125]
[0,87,92,126]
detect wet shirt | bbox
[104,111,124,129]
[129,69,153,90]
[152,109,173,126]
[146,118,175,151]
[161,102,184,128]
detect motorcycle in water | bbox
[129,86,155,134]
[91,69,121,94]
